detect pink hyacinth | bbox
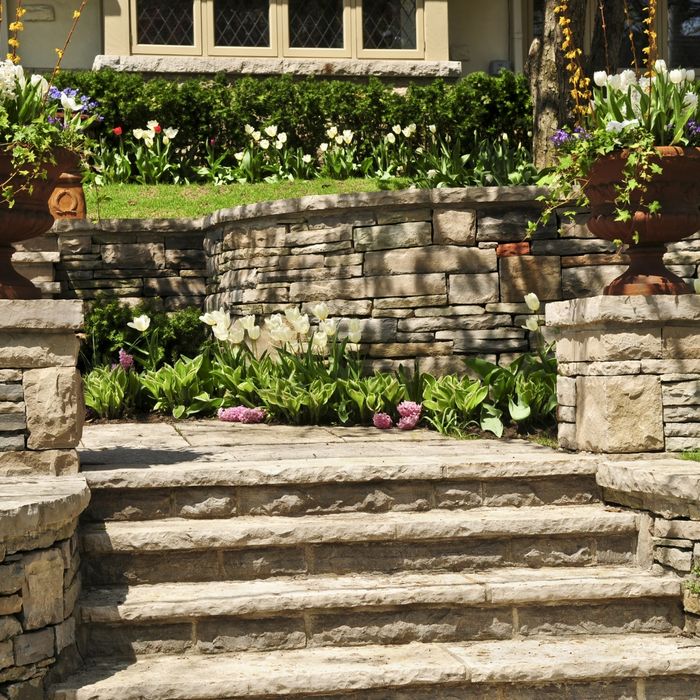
[372,412,393,429]
[118,348,134,371]
[218,406,266,424]
[397,401,422,419]
[396,401,421,430]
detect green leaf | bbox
[508,398,531,422]
[480,415,504,438]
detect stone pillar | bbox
[0,300,84,476]
[546,295,700,454]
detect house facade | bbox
[4,0,700,78]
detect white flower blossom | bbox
[284,308,303,325]
[347,318,362,344]
[392,124,402,134]
[326,126,338,139]
[523,317,539,333]
[277,132,288,144]
[311,331,328,353]
[199,308,230,327]
[127,314,151,332]
[60,93,81,112]
[244,124,255,135]
[684,92,698,111]
[264,125,278,137]
[212,323,231,341]
[29,73,48,97]
[310,302,329,321]
[259,139,270,150]
[234,152,244,161]
[291,314,310,336]
[252,130,261,142]
[687,69,696,82]
[227,322,245,345]
[385,132,396,144]
[133,128,146,140]
[654,59,668,74]
[319,142,329,153]
[302,154,312,164]
[239,315,258,333]
[428,124,437,134]
[607,74,622,91]
[620,69,637,90]
[402,126,412,138]
[334,135,344,145]
[163,127,178,140]
[593,71,608,87]
[146,120,159,130]
[669,69,685,84]
[342,129,353,144]
[524,293,540,312]
[274,140,284,150]
[427,169,438,178]
[319,318,338,337]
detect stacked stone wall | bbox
[0,301,84,477]
[0,478,90,699]
[25,187,700,369]
[547,296,699,453]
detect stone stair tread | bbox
[81,504,637,553]
[50,634,700,699]
[80,452,600,489]
[79,566,680,622]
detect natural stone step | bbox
[49,634,700,699]
[81,454,601,521]
[81,506,639,585]
[78,567,683,658]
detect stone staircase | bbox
[50,425,700,699]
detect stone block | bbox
[558,422,577,450]
[223,226,287,250]
[415,305,485,317]
[575,375,664,453]
[376,208,431,225]
[0,562,23,595]
[101,243,165,269]
[0,616,21,642]
[557,361,642,377]
[663,326,700,359]
[531,239,616,255]
[562,266,627,298]
[440,330,527,353]
[285,226,352,247]
[373,296,447,310]
[0,640,11,670]
[0,596,21,615]
[20,549,64,630]
[12,628,54,665]
[0,372,21,382]
[219,269,258,290]
[0,334,79,369]
[665,422,700,438]
[54,617,76,653]
[364,247,495,276]
[448,274,499,304]
[398,315,510,333]
[664,405,700,422]
[433,209,476,245]
[0,415,25,432]
[477,208,553,242]
[291,274,446,301]
[323,253,364,268]
[662,380,700,406]
[336,319,397,343]
[365,343,453,358]
[499,256,562,303]
[23,369,83,450]
[353,222,432,251]
[0,435,25,452]
[654,546,692,572]
[0,386,23,402]
[556,330,663,362]
[0,450,79,477]
[0,301,83,332]
[144,277,205,297]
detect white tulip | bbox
[264,125,278,137]
[239,315,257,333]
[684,92,698,111]
[326,126,338,138]
[244,124,255,135]
[284,308,303,325]
[132,128,145,140]
[335,135,344,145]
[310,302,329,321]
[199,308,228,326]
[392,124,402,134]
[291,314,310,336]
[687,69,696,82]
[274,140,284,150]
[654,59,668,74]
[259,139,270,150]
[252,130,261,142]
[164,127,178,139]
[593,71,608,87]
[386,132,396,144]
[30,73,48,96]
[402,127,412,138]
[347,318,362,344]
[428,124,437,134]
[523,317,539,333]
[319,318,338,337]
[146,120,159,130]
[227,322,245,345]
[607,74,622,91]
[620,69,637,89]
[247,325,261,341]
[669,69,685,84]
[60,93,81,112]
[524,292,540,312]
[127,314,151,332]
[234,152,244,161]
[277,132,288,144]
[302,154,312,164]
[342,129,353,144]
[319,142,329,153]
[311,331,328,353]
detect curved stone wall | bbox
[44,187,700,370]
[0,476,90,698]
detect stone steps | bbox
[80,505,640,585]
[77,566,683,658]
[81,453,601,521]
[49,634,700,699]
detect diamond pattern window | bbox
[363,0,417,51]
[214,0,270,47]
[668,0,700,67]
[289,0,344,49]
[136,0,194,45]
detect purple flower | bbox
[372,412,393,429]
[687,120,700,138]
[118,348,134,371]
[218,406,266,424]
[550,129,571,147]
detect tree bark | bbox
[528,0,587,169]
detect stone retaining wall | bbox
[597,459,700,634]
[547,296,699,453]
[0,476,90,699]
[0,301,85,477]
[22,187,700,370]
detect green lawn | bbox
[84,179,410,220]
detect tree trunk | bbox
[528,0,587,169]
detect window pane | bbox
[532,0,544,40]
[363,0,416,50]
[618,0,648,70]
[289,0,344,49]
[215,0,269,47]
[668,0,700,67]
[136,0,194,45]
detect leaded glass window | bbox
[668,0,700,66]
[136,0,194,45]
[363,0,417,50]
[214,0,269,46]
[288,0,344,49]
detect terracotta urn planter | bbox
[584,146,700,295]
[0,148,78,299]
